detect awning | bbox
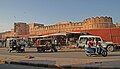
[28,36,44,38]
[49,32,68,36]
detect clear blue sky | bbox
[0,0,120,32]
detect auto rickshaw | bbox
[6,38,25,53]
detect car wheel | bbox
[107,45,114,52]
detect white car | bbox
[77,35,117,52]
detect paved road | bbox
[0,48,120,68]
[0,48,120,59]
[0,64,57,69]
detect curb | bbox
[5,61,120,69]
[5,61,59,68]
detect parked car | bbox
[77,35,118,52]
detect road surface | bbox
[0,64,57,69]
[0,48,120,59]
[0,48,120,68]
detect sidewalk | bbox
[0,53,120,69]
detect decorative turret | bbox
[83,16,113,24]
[82,16,114,30]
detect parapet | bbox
[83,16,113,24]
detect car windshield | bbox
[80,37,88,43]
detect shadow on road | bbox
[108,54,120,56]
[24,51,56,53]
[58,50,83,53]
[23,51,38,53]
[21,49,83,53]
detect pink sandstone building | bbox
[0,16,120,44]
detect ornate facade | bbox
[27,16,117,36]
[0,16,120,38]
[82,16,114,30]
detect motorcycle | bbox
[84,45,108,57]
[17,44,25,53]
